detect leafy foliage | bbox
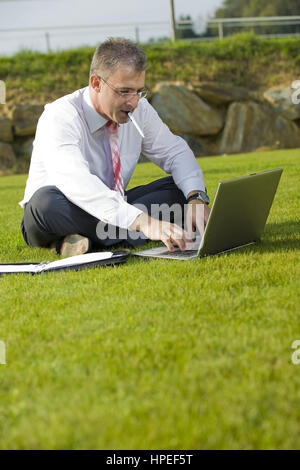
[215,0,300,35]
[0,34,299,106]
[216,0,300,17]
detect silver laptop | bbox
[134,168,283,260]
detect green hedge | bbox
[1,33,299,99]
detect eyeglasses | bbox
[99,76,148,100]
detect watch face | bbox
[187,191,210,204]
[198,191,210,204]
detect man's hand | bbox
[129,212,191,252]
[186,200,210,240]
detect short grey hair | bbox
[90,38,147,78]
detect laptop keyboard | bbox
[158,249,198,257]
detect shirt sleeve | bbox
[40,105,142,229]
[141,100,205,196]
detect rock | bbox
[180,134,220,157]
[151,83,224,136]
[12,104,44,136]
[264,84,300,121]
[0,142,16,170]
[0,117,13,142]
[12,137,34,157]
[193,82,255,105]
[219,101,300,154]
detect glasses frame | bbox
[98,75,148,100]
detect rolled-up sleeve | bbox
[141,101,205,196]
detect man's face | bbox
[90,65,146,124]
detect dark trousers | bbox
[20,176,187,249]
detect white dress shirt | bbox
[20,87,205,229]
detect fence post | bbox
[45,32,51,53]
[169,0,176,42]
[135,26,140,44]
[218,21,224,39]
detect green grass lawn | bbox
[0,149,300,450]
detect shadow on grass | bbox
[105,220,300,259]
[254,219,300,254]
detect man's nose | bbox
[125,94,140,108]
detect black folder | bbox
[0,250,130,275]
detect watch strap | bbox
[186,191,209,205]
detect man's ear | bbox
[90,74,101,92]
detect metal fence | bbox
[207,16,300,39]
[0,16,300,55]
[0,21,172,54]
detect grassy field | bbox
[0,148,300,449]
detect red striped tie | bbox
[106,121,124,196]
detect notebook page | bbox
[42,252,113,271]
[0,264,39,273]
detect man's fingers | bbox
[191,203,205,238]
[184,227,195,239]
[161,223,188,251]
[146,218,192,252]
[171,235,185,251]
[204,206,211,225]
[186,228,196,242]
[166,229,184,251]
[162,238,175,252]
[185,215,194,240]
[195,220,205,238]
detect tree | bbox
[215,0,300,17]
[176,15,200,39]
[214,0,300,35]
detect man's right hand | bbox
[129,212,191,252]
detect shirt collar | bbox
[82,87,107,133]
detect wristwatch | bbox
[186,190,210,205]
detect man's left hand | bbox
[186,200,210,241]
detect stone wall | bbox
[0,82,300,172]
[150,82,300,157]
[0,104,44,171]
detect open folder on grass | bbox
[0,250,130,275]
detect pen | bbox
[127,112,144,138]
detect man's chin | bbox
[117,111,130,124]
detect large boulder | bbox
[12,104,44,136]
[264,84,300,121]
[0,117,13,142]
[151,83,224,136]
[219,101,300,154]
[13,136,34,157]
[193,82,256,105]
[0,142,16,170]
[180,133,220,157]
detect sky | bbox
[0,0,224,56]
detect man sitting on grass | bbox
[19,37,210,256]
